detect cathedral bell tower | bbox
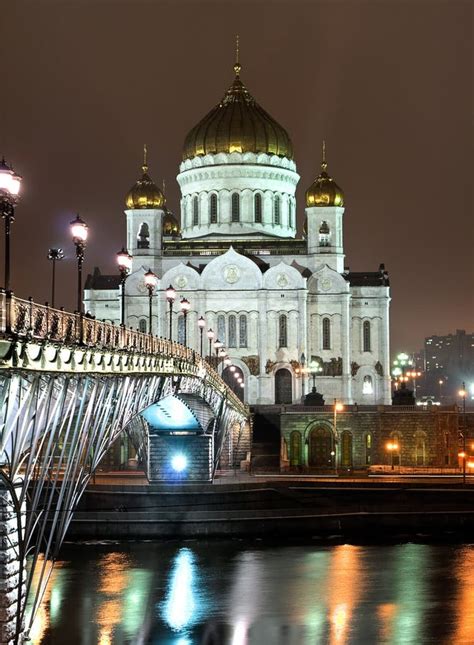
[124,145,166,274]
[304,142,345,272]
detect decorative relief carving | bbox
[276,273,289,288]
[175,275,188,288]
[351,362,360,376]
[224,265,240,284]
[312,355,343,377]
[375,361,384,377]
[242,355,260,376]
[265,359,276,374]
[289,360,301,372]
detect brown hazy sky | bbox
[1,0,472,353]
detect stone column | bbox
[0,481,25,645]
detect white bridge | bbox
[0,291,250,644]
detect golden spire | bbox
[142,143,148,173]
[321,139,327,172]
[233,34,241,77]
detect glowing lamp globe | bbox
[171,454,187,473]
[70,214,88,243]
[117,247,133,273]
[144,269,158,289]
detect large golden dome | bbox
[125,145,165,209]
[305,142,344,207]
[183,59,293,160]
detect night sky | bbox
[2,0,472,353]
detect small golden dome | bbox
[162,207,181,237]
[183,46,293,161]
[125,145,165,209]
[305,142,344,207]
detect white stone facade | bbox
[85,135,391,407]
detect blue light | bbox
[171,454,187,473]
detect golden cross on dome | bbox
[321,139,327,171]
[142,143,148,172]
[234,34,241,77]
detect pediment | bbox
[263,261,306,289]
[161,263,201,291]
[307,265,349,294]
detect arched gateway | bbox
[308,426,334,468]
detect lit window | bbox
[217,315,226,343]
[363,375,373,394]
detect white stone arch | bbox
[161,263,202,291]
[201,247,263,290]
[263,261,306,290]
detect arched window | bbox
[210,194,218,223]
[217,315,226,344]
[254,193,262,223]
[390,433,401,466]
[322,317,331,350]
[341,431,353,469]
[239,315,247,348]
[275,368,292,404]
[231,193,240,222]
[278,314,288,348]
[288,200,293,228]
[228,315,237,348]
[139,318,147,333]
[193,195,199,226]
[177,315,185,345]
[137,223,150,249]
[363,375,373,394]
[274,195,280,225]
[363,320,371,352]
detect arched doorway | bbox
[341,431,353,469]
[275,368,292,404]
[222,366,245,402]
[308,427,334,468]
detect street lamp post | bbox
[386,441,399,470]
[0,158,22,293]
[116,247,133,326]
[207,328,214,363]
[197,316,206,355]
[214,338,223,369]
[300,352,306,400]
[165,284,176,341]
[47,248,64,309]
[309,359,323,392]
[333,399,344,474]
[180,297,191,346]
[144,270,158,334]
[459,383,467,485]
[70,214,88,314]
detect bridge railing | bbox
[0,292,246,414]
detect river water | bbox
[28,539,474,645]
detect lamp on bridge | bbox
[197,316,206,355]
[116,248,133,326]
[70,214,88,314]
[165,284,176,341]
[180,297,191,346]
[47,248,64,309]
[0,158,22,293]
[144,270,158,335]
[207,328,214,363]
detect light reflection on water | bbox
[27,541,474,644]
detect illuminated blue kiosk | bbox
[142,394,215,482]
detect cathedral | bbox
[84,54,391,406]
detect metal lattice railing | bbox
[0,291,246,416]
